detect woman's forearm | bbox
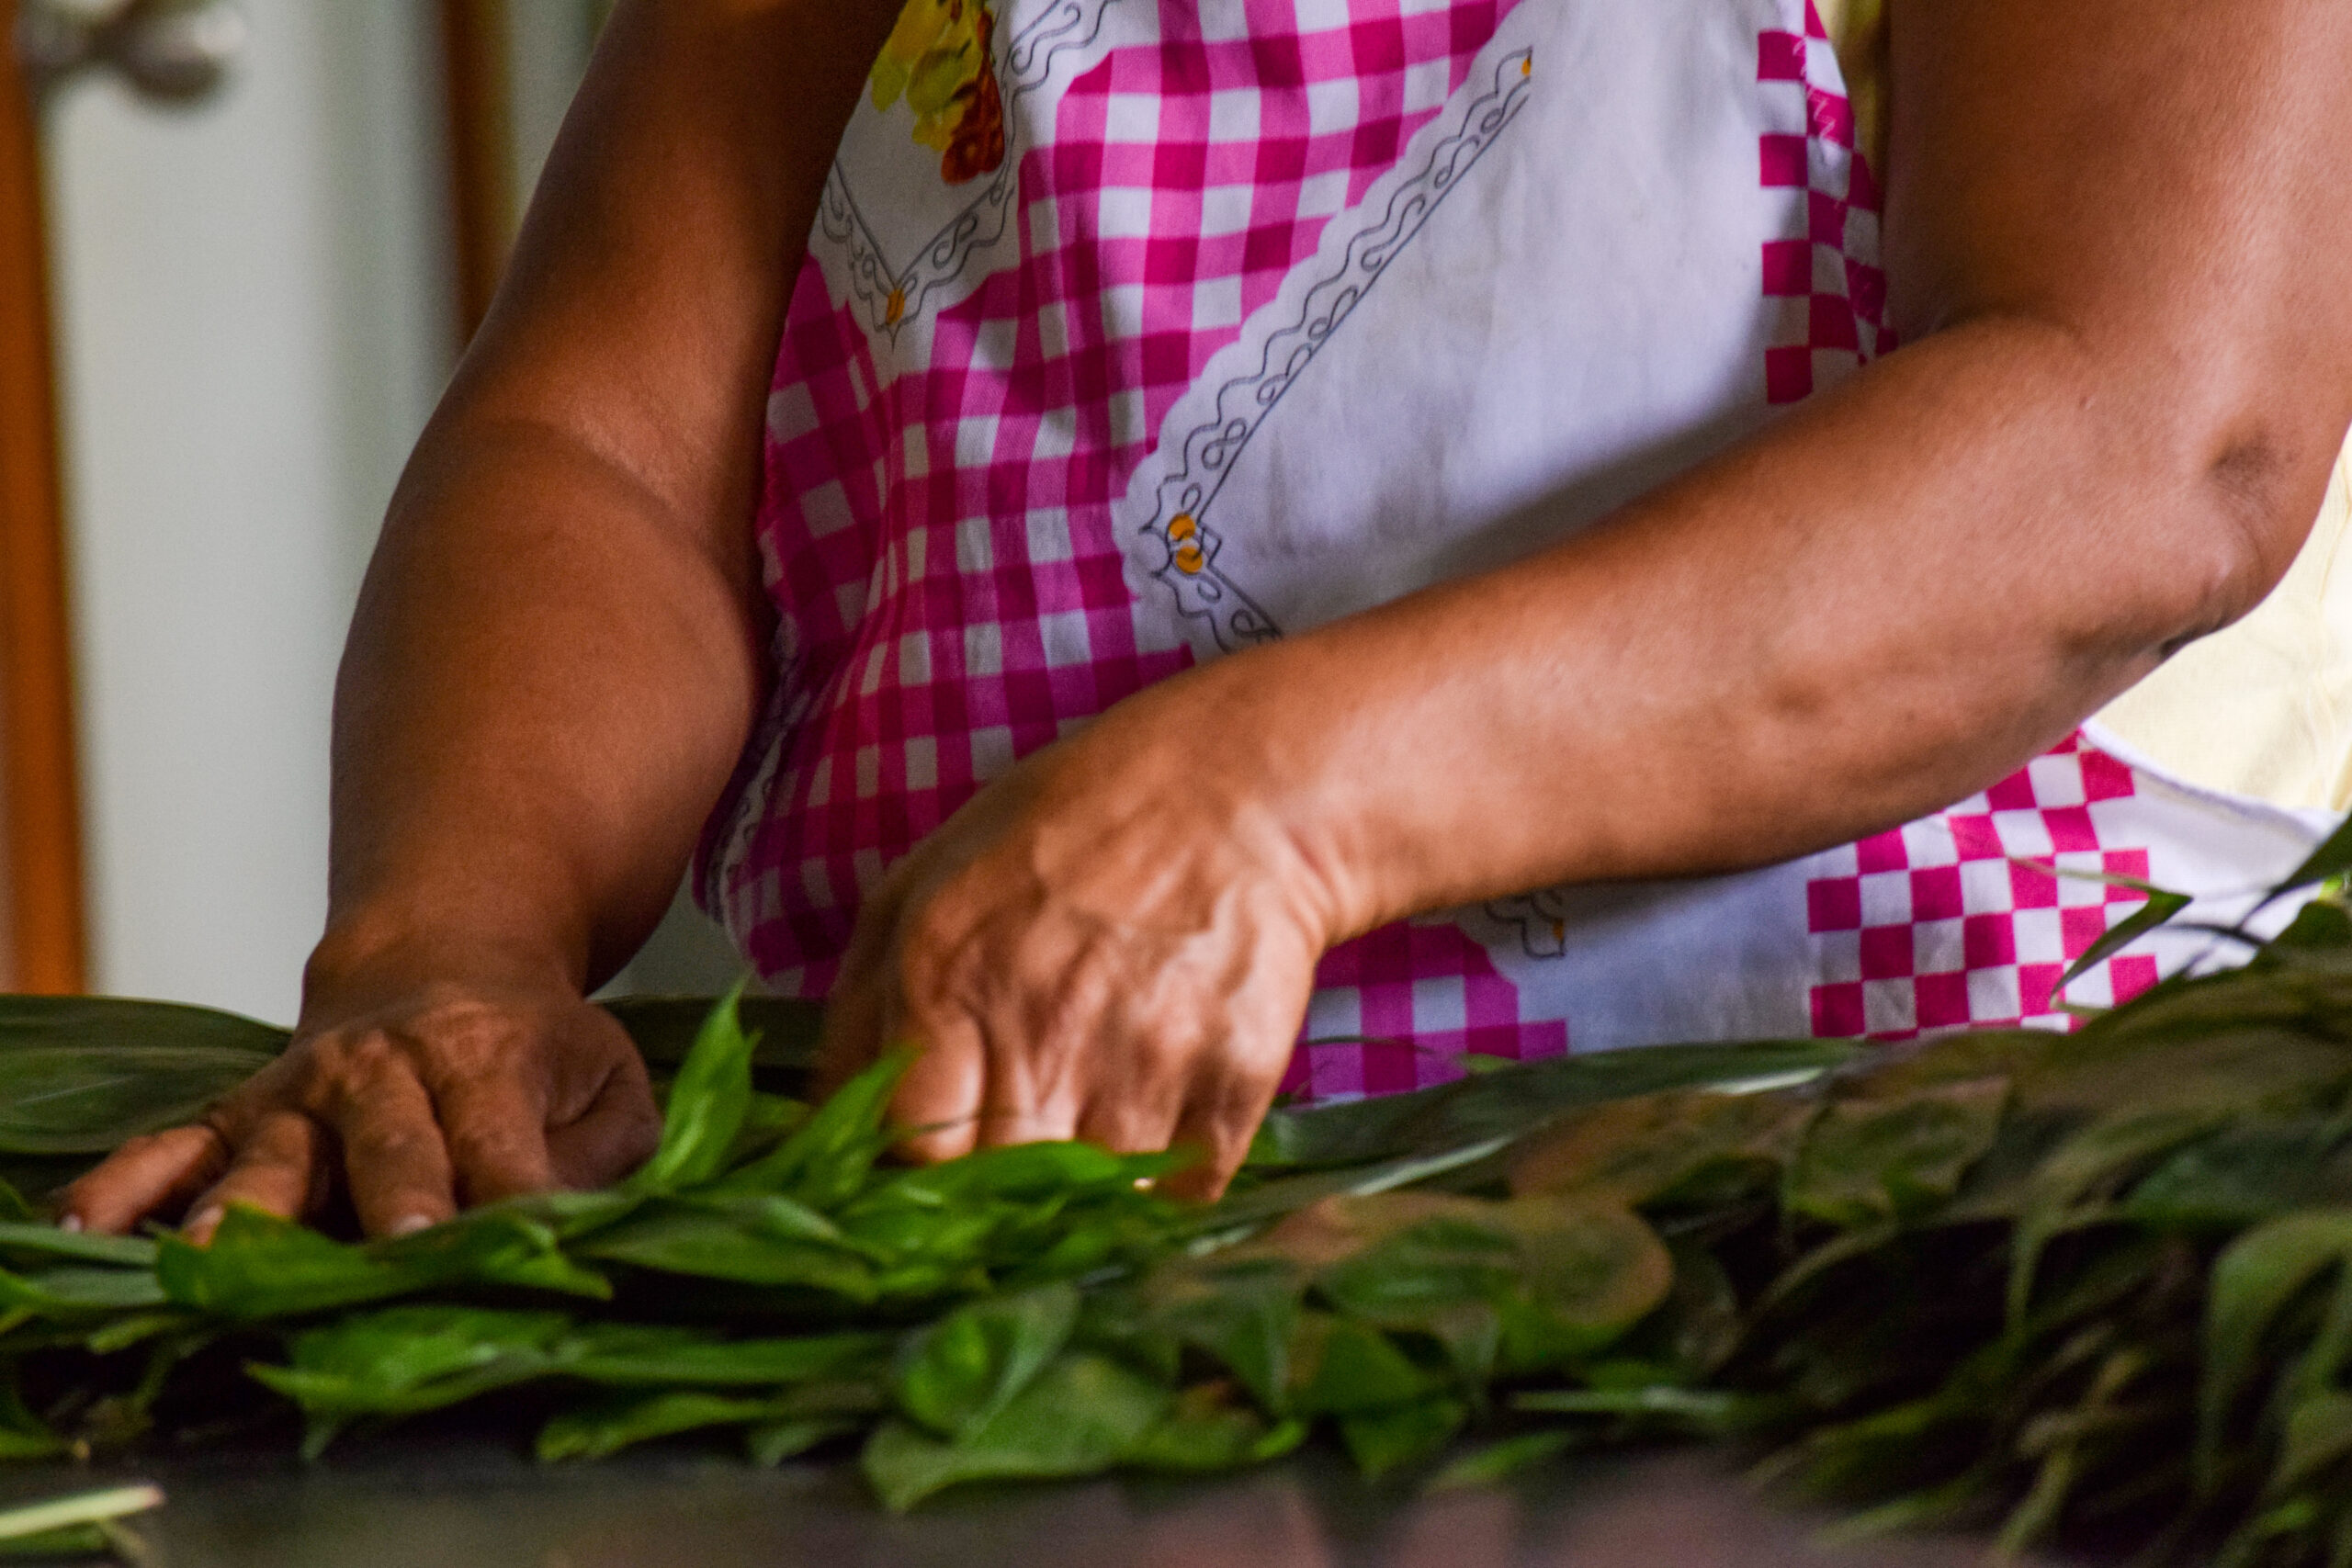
[1179,314,2340,946]
[312,420,763,1003]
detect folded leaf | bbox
[1784,1077,2008,1229]
[1125,1382,1306,1472]
[576,1201,877,1298]
[159,1206,606,1320]
[716,1053,912,1206]
[862,1351,1171,1510]
[895,1283,1079,1440]
[1339,1394,1467,1481]
[631,984,759,1194]
[537,1389,792,1462]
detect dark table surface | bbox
[1,1442,2045,1568]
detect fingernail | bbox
[389,1214,434,1237]
[55,1213,83,1234]
[187,1206,222,1242]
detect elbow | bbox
[1994,311,2345,652]
[2155,419,2336,647]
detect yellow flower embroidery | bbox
[870,0,1008,186]
[1168,513,1205,574]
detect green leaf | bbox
[1512,1384,1790,1436]
[0,1222,156,1271]
[2125,1121,2352,1230]
[861,1352,1172,1510]
[573,1196,876,1297]
[1249,1041,1852,1172]
[715,1052,913,1206]
[747,1416,861,1466]
[1288,1314,1438,1416]
[1125,1382,1306,1472]
[2267,815,2352,904]
[256,1305,574,1404]
[1783,1077,2008,1229]
[895,1283,1080,1439]
[0,1523,108,1557]
[630,985,759,1194]
[255,1306,889,1434]
[1426,1429,1577,1491]
[2007,1108,2229,1323]
[1510,1089,1809,1209]
[1339,1394,1468,1481]
[879,1140,1170,1205]
[0,1262,166,1316]
[562,1325,892,1388]
[1142,1256,1302,1412]
[0,993,284,1155]
[537,1389,790,1461]
[159,1205,606,1320]
[374,1206,615,1300]
[2274,1390,2352,1496]
[1999,860,2193,1003]
[2202,1211,2352,1489]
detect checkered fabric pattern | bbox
[1806,734,2161,1042]
[1280,923,1573,1100]
[1758,0,1891,405]
[707,0,1519,1000]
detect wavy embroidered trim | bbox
[1130,47,1536,653]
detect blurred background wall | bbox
[8,0,736,1025]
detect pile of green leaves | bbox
[19,890,2352,1563]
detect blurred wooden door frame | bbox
[0,0,89,995]
[437,0,515,344]
[0,0,524,998]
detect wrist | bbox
[1100,648,1384,950]
[301,896,587,1026]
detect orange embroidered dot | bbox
[1167,513,1198,542]
[1173,542,1206,575]
[886,288,907,326]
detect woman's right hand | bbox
[59,967,662,1242]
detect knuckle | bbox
[356,1122,440,1162]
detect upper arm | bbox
[433,0,895,586]
[1883,0,2352,576]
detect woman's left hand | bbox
[814,679,1341,1200]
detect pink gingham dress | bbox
[696,0,2331,1100]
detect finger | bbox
[813,882,910,1099]
[1074,1082,1184,1159]
[184,1111,326,1243]
[1070,1022,1186,1156]
[1163,1066,1283,1203]
[429,1072,558,1208]
[971,997,1086,1151]
[322,1057,459,1237]
[887,1008,989,1165]
[59,1124,231,1235]
[546,1066,664,1190]
[811,965,888,1101]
